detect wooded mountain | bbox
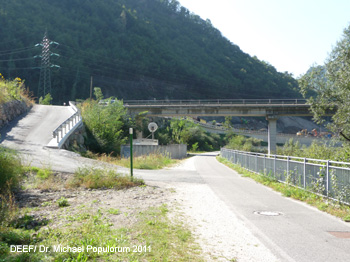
[0,0,300,103]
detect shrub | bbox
[155,118,225,151]
[80,97,127,155]
[0,147,23,192]
[0,74,34,105]
[57,197,69,207]
[226,135,263,152]
[38,93,53,105]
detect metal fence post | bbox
[274,154,276,178]
[129,128,133,179]
[303,158,306,189]
[287,156,289,179]
[326,160,330,196]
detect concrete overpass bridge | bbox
[123,99,332,154]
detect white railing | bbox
[221,148,350,205]
[51,102,82,148]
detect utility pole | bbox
[35,30,60,99]
[129,128,133,180]
[90,75,93,100]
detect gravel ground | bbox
[163,157,280,262]
[15,156,279,261]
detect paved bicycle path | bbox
[191,153,350,261]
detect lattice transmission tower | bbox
[36,31,59,99]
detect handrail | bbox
[51,101,82,147]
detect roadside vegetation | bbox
[20,166,144,191]
[80,88,129,156]
[277,139,350,162]
[225,132,350,163]
[0,74,33,106]
[150,118,226,152]
[0,147,23,192]
[217,156,350,222]
[225,133,264,153]
[1,203,203,261]
[94,153,178,170]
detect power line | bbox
[0,46,37,56]
[0,56,36,62]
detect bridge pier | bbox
[267,116,278,155]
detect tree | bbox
[224,116,232,129]
[39,93,53,105]
[299,26,350,142]
[94,87,104,101]
[80,96,127,154]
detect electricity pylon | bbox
[36,31,59,99]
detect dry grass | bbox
[96,152,178,170]
[0,182,18,225]
[66,166,144,189]
[22,166,144,191]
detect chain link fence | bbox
[221,148,350,204]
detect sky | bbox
[178,0,350,77]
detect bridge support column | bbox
[267,116,278,155]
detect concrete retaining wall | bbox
[61,124,86,151]
[121,144,187,159]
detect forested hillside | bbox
[0,0,300,103]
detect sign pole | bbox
[129,128,133,179]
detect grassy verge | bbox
[0,147,23,192]
[1,164,204,261]
[85,152,179,170]
[217,156,350,222]
[0,204,203,261]
[21,166,144,190]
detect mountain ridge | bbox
[0,0,300,103]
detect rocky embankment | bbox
[0,100,32,129]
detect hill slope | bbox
[0,0,300,103]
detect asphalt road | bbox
[0,104,104,172]
[185,153,350,262]
[1,105,350,261]
[137,154,350,261]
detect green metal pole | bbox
[129,128,133,179]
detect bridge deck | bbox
[123,99,312,117]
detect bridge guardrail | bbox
[51,101,82,148]
[123,99,308,106]
[221,148,350,205]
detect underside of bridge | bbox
[124,100,320,154]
